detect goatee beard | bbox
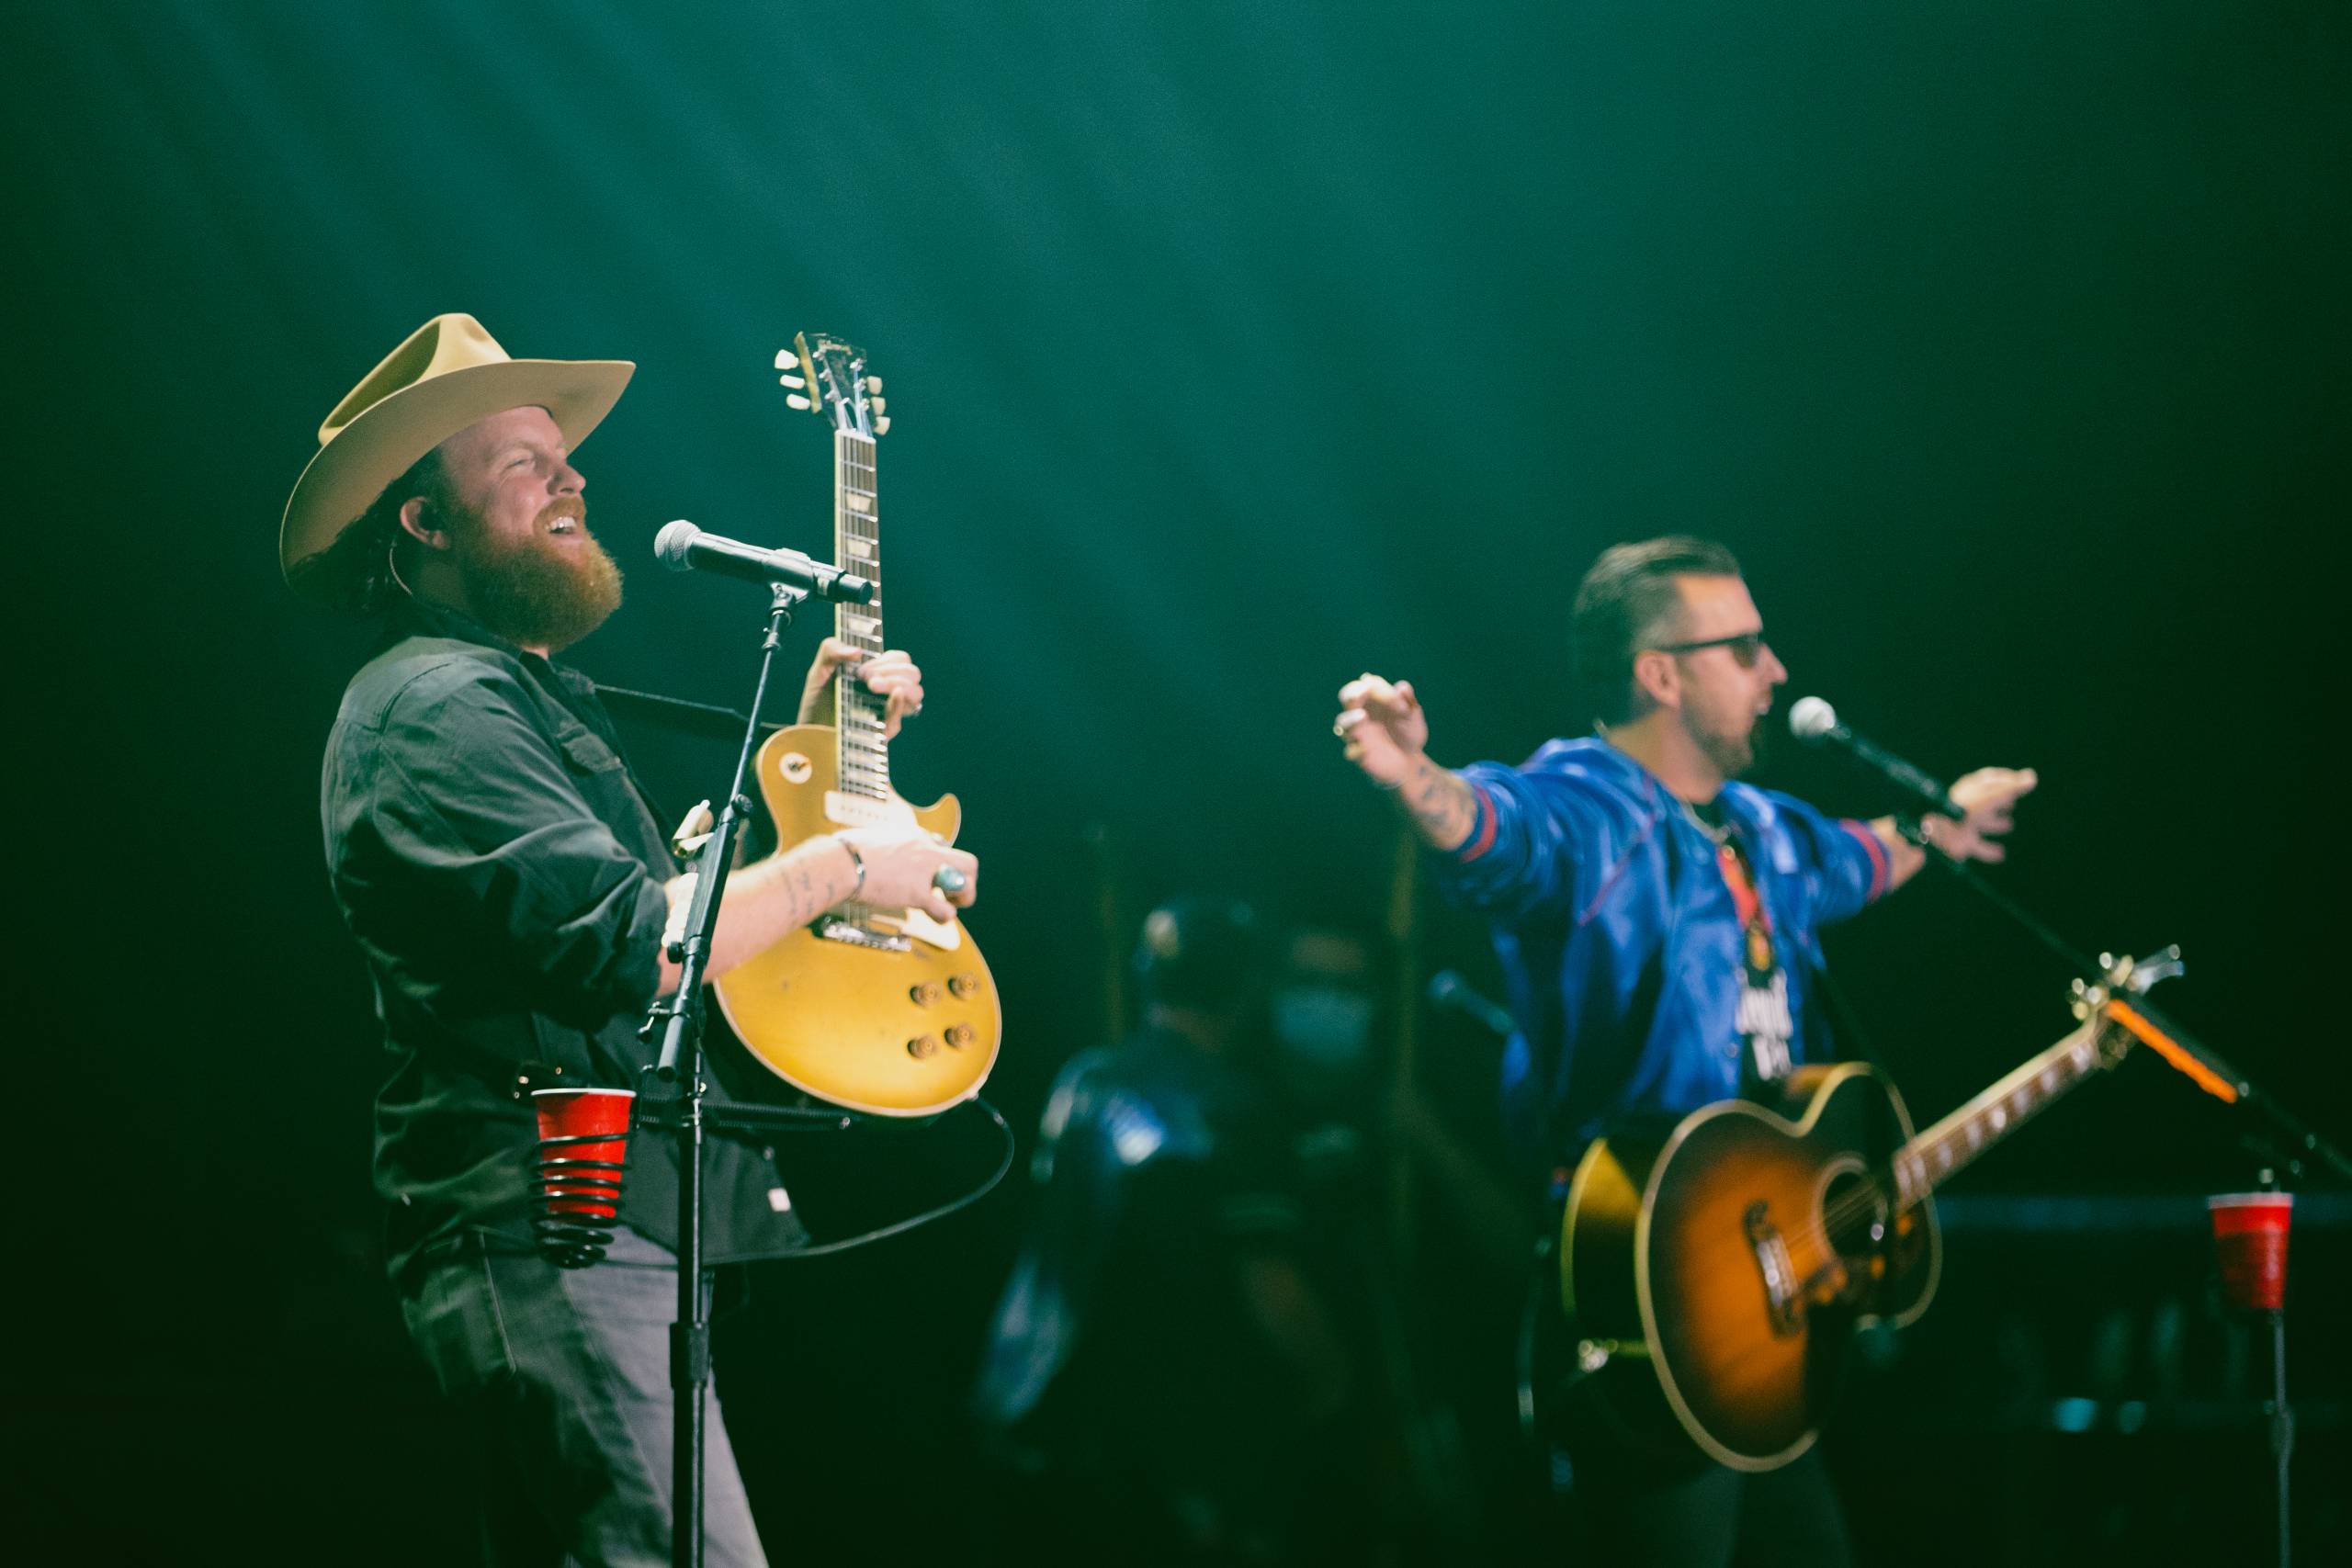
[457,502,623,653]
[1700,714,1763,781]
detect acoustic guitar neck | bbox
[1886,1011,2129,1212]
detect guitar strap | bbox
[545,667,676,839]
[1690,801,1797,1094]
[1702,786,1888,1077]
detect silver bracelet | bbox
[834,835,866,897]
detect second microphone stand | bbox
[1892,817,2335,1568]
[1892,816,2348,1185]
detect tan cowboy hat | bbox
[280,312,634,593]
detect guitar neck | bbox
[1887,1014,2122,1210]
[832,428,890,800]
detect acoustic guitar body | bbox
[711,722,1001,1117]
[1558,1064,1939,1472]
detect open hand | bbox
[1334,672,1430,788]
[1925,767,2039,863]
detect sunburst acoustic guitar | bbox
[712,333,1001,1117]
[1544,953,2183,1472]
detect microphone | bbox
[1788,697,1964,818]
[1427,970,1516,1040]
[653,521,875,604]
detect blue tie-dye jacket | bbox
[1436,737,1894,1178]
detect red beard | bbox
[453,498,624,652]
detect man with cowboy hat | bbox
[290,313,978,1565]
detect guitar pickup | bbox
[816,917,911,953]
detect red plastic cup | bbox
[2208,1191,2293,1312]
[532,1088,635,1221]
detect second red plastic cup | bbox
[2208,1191,2293,1312]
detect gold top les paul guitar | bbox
[712,333,1001,1116]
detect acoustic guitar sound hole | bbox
[1817,1167,1891,1297]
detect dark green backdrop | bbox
[5,2,2343,1562]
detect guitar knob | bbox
[947,973,980,998]
[944,1024,976,1049]
[910,982,941,1007]
[906,1034,940,1059]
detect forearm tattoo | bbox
[1397,755,1477,852]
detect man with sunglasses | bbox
[1333,536,2033,1567]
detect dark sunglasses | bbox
[1647,631,1769,669]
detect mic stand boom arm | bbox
[1894,818,2351,1184]
[637,580,808,1568]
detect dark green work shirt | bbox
[321,600,805,1280]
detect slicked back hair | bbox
[1570,536,1745,726]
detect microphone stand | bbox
[1890,820,2338,1568]
[637,581,808,1568]
[1892,818,2349,1185]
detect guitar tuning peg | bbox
[774,350,796,369]
[777,373,806,390]
[2128,945,2186,993]
[786,394,813,412]
[873,415,891,435]
[863,375,884,393]
[868,396,887,416]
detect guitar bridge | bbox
[816,916,912,953]
[1745,1201,1804,1337]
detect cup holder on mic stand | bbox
[532,1131,634,1269]
[528,1086,639,1269]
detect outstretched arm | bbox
[1334,672,1479,852]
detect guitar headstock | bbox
[2070,945,2189,1072]
[775,332,889,439]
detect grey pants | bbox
[398,1226,767,1568]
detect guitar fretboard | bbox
[833,431,890,802]
[1886,1016,2114,1211]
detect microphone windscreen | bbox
[653,520,700,570]
[1788,696,1839,742]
